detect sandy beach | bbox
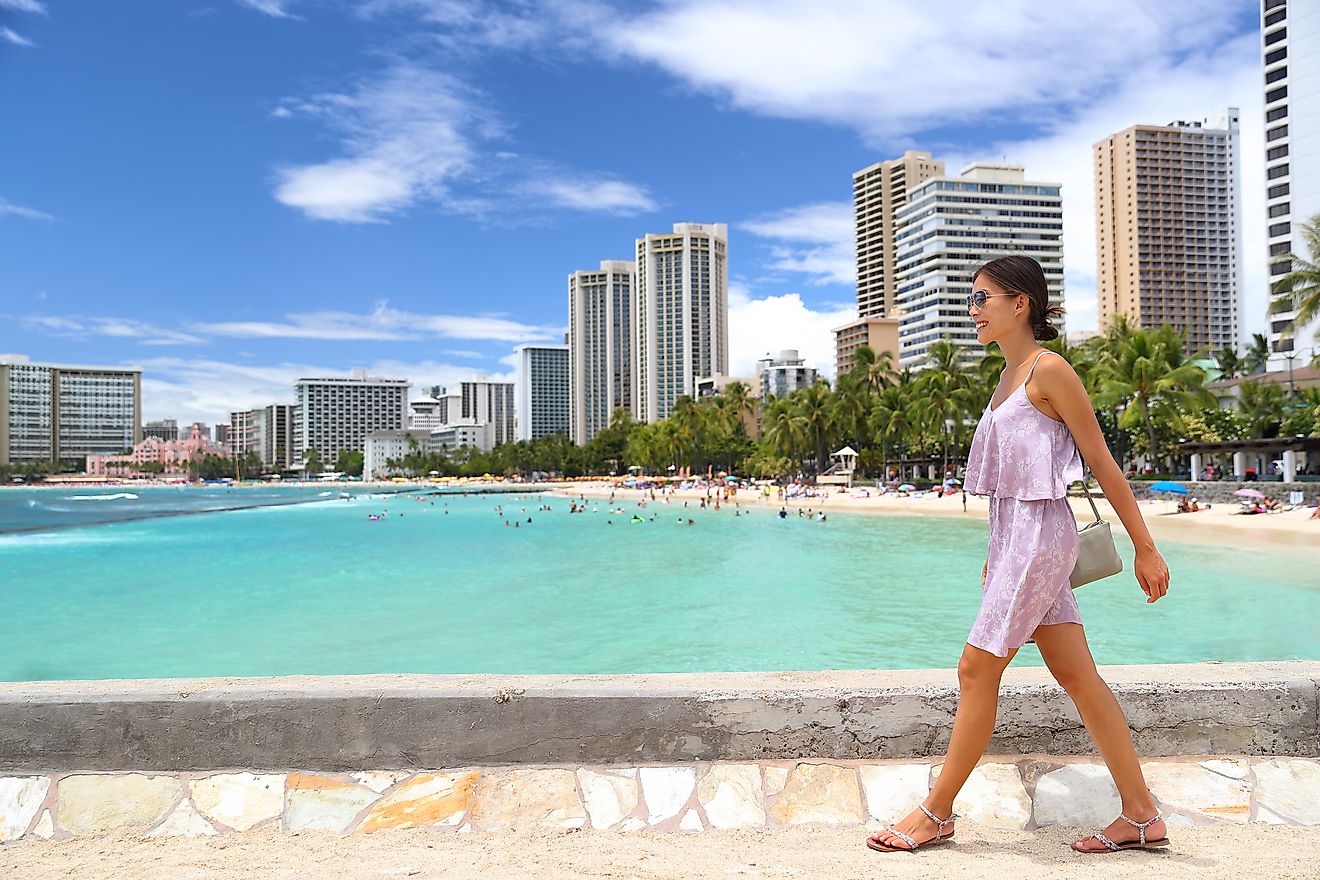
[546,480,1320,549]
[3,825,1317,880]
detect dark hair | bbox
[971,254,1064,341]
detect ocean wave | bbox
[67,493,140,501]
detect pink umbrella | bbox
[1232,488,1266,499]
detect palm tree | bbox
[850,344,898,394]
[1244,333,1272,376]
[1215,347,1245,381]
[870,384,913,479]
[721,381,758,438]
[1093,330,1215,466]
[303,447,324,478]
[1236,380,1286,438]
[1270,213,1320,348]
[762,397,805,476]
[793,381,837,474]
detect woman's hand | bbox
[1134,547,1170,603]
[982,559,988,592]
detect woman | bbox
[866,255,1172,855]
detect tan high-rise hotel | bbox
[1094,110,1243,352]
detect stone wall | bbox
[2,755,1318,843]
[1126,480,1320,505]
[1,662,1316,773]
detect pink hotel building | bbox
[86,424,227,476]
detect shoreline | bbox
[545,481,1320,549]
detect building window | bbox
[1267,124,1288,141]
[1266,106,1288,122]
[1268,183,1290,199]
[1267,144,1289,160]
[1265,65,1287,84]
[1264,27,1286,46]
[1266,86,1288,103]
[1265,46,1287,64]
[1265,8,1286,26]
[1269,202,1290,218]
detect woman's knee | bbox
[957,649,1004,690]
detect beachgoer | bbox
[867,255,1171,856]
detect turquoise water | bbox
[0,487,1316,681]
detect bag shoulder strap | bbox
[1078,452,1104,524]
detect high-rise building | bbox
[634,223,729,423]
[143,419,179,442]
[514,344,570,441]
[293,371,409,465]
[0,354,141,465]
[1263,1,1320,363]
[459,379,515,447]
[756,350,818,399]
[568,260,635,445]
[213,422,230,447]
[229,409,260,459]
[853,151,945,319]
[1094,109,1243,352]
[894,164,1064,369]
[229,404,295,470]
[833,316,900,376]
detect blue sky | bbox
[1,0,1267,424]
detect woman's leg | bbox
[1032,623,1165,850]
[868,642,1016,849]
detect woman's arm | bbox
[1034,355,1170,604]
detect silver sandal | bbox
[1073,809,1170,853]
[866,803,958,853]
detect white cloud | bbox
[0,196,53,220]
[0,26,33,46]
[602,1,1245,144]
[0,0,46,11]
[728,284,854,381]
[236,0,299,19]
[954,33,1266,341]
[195,302,562,343]
[741,201,854,286]
[137,356,515,424]
[22,315,205,346]
[528,176,657,215]
[273,66,484,222]
[271,58,657,223]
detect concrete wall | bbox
[1,662,1316,772]
[1130,479,1319,505]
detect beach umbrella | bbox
[1232,488,1266,499]
[1147,481,1188,495]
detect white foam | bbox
[67,493,139,501]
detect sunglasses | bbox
[966,289,1020,311]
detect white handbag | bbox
[1070,460,1123,589]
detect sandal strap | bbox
[1091,832,1120,851]
[917,803,958,839]
[884,825,917,850]
[1118,809,1163,845]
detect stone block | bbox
[1252,759,1320,825]
[768,763,864,826]
[697,764,764,830]
[932,762,1029,829]
[359,771,479,832]
[190,772,284,831]
[468,769,585,831]
[858,764,930,823]
[1144,762,1250,823]
[0,776,50,842]
[284,772,380,833]
[577,770,639,830]
[639,767,695,825]
[147,799,218,837]
[56,774,182,836]
[1032,763,1120,827]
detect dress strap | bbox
[1024,350,1053,381]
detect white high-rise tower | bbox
[634,223,729,422]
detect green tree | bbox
[1270,213,1320,349]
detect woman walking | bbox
[866,255,1171,855]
